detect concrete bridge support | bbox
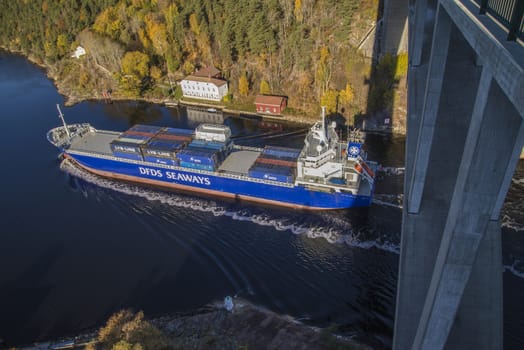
[393,0,524,349]
[381,0,409,55]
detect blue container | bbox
[329,178,346,185]
[262,146,301,159]
[112,151,143,161]
[142,139,184,158]
[250,163,294,175]
[162,127,194,135]
[146,140,184,149]
[179,161,215,172]
[128,124,163,134]
[184,145,218,154]
[189,140,226,151]
[177,150,216,166]
[248,169,293,183]
[143,156,178,166]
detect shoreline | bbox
[14,298,371,350]
[1,47,405,132]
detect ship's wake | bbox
[60,159,524,279]
[60,159,400,254]
[504,261,524,279]
[372,194,403,209]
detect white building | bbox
[181,67,228,101]
[71,46,86,59]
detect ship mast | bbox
[56,104,70,138]
[321,106,326,140]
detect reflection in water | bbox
[185,106,225,124]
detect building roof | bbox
[182,75,228,87]
[193,66,221,78]
[255,95,287,106]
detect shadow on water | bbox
[354,0,407,133]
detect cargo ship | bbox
[47,105,376,210]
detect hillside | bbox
[0,0,406,130]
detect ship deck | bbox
[218,150,261,175]
[69,130,120,155]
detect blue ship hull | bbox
[66,152,373,210]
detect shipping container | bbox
[162,127,194,135]
[120,124,162,140]
[111,151,143,161]
[121,130,155,139]
[195,124,231,142]
[179,161,215,172]
[143,156,178,166]
[255,156,296,168]
[262,146,301,159]
[250,163,294,173]
[128,124,163,133]
[154,127,193,142]
[141,139,184,158]
[177,149,217,166]
[147,139,184,148]
[110,139,144,154]
[248,168,293,183]
[154,133,192,142]
[257,152,297,162]
[189,139,227,151]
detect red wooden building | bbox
[255,95,287,115]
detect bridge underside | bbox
[394,0,524,349]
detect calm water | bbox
[0,52,522,349]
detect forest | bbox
[0,0,406,125]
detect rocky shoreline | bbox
[15,298,371,350]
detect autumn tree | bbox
[294,0,303,23]
[164,3,184,71]
[182,61,195,75]
[121,51,149,79]
[321,89,338,114]
[0,0,387,117]
[259,80,270,95]
[339,83,354,107]
[189,13,200,36]
[93,7,122,40]
[98,309,134,345]
[315,46,332,99]
[144,13,168,57]
[97,309,168,350]
[238,73,249,97]
[56,34,68,57]
[150,66,162,81]
[395,52,408,79]
[119,51,150,96]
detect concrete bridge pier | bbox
[393,0,524,349]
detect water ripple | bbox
[60,159,400,255]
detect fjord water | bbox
[0,52,522,348]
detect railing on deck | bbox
[474,0,524,41]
